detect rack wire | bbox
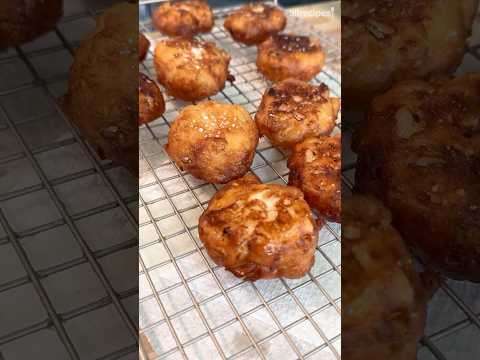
[139,2,341,360]
[0,1,139,359]
[341,7,480,360]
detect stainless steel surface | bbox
[342,8,480,360]
[0,1,138,359]
[139,2,341,360]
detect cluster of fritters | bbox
[136,0,341,281]
[343,0,479,359]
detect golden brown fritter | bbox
[256,34,325,82]
[353,74,480,282]
[165,101,259,184]
[139,73,165,126]
[224,3,286,45]
[288,135,341,222]
[152,0,213,38]
[0,0,63,48]
[342,0,479,105]
[64,3,138,175]
[154,37,231,101]
[343,195,429,360]
[255,79,339,148]
[199,173,318,280]
[139,33,150,61]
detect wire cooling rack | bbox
[139,2,341,360]
[342,7,480,360]
[0,1,139,359]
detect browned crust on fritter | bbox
[255,79,339,148]
[152,0,213,37]
[199,173,318,280]
[288,135,341,222]
[165,101,259,184]
[224,3,286,45]
[353,73,480,282]
[257,34,325,82]
[139,33,150,61]
[139,73,165,125]
[154,37,231,101]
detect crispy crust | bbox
[256,34,325,82]
[139,73,165,125]
[255,79,339,148]
[0,0,63,48]
[288,135,341,222]
[353,74,480,281]
[224,3,286,45]
[165,101,259,184]
[342,0,479,105]
[139,33,150,61]
[343,195,428,360]
[154,37,231,101]
[152,0,213,37]
[64,3,138,175]
[199,174,317,280]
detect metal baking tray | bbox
[341,6,480,360]
[139,1,341,359]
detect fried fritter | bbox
[152,0,213,37]
[139,73,165,126]
[139,33,150,61]
[165,101,258,184]
[255,79,339,148]
[154,37,231,101]
[353,74,480,282]
[256,34,325,82]
[288,135,341,222]
[224,3,286,45]
[0,0,63,48]
[342,0,479,105]
[343,195,429,360]
[199,173,317,280]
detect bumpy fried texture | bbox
[199,173,317,280]
[353,74,480,282]
[139,73,165,126]
[224,3,286,45]
[0,0,63,48]
[342,0,479,105]
[288,136,341,222]
[343,195,428,360]
[152,0,213,37]
[255,79,339,148]
[139,33,150,61]
[64,3,138,175]
[165,101,258,184]
[257,34,325,82]
[154,38,231,101]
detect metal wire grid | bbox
[0,1,140,359]
[138,2,341,360]
[341,10,480,360]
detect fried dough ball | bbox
[152,0,213,37]
[165,101,259,184]
[154,37,231,101]
[139,73,165,126]
[224,3,286,45]
[139,33,150,61]
[255,79,339,148]
[288,136,341,222]
[256,34,325,82]
[342,0,479,105]
[353,74,480,282]
[0,0,63,48]
[199,173,317,280]
[64,3,138,175]
[343,195,429,360]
